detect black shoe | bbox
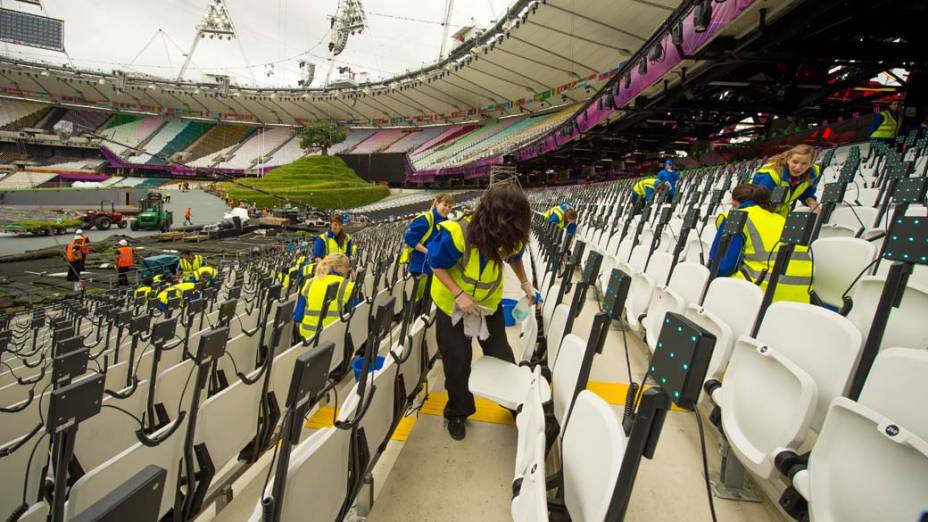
[447,416,466,440]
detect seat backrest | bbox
[758,302,863,431]
[546,304,571,366]
[645,252,673,283]
[562,390,624,522]
[626,244,649,274]
[511,432,549,522]
[542,283,561,335]
[338,360,399,467]
[514,366,546,476]
[519,307,539,364]
[810,237,877,307]
[67,418,188,520]
[392,317,427,401]
[846,276,928,352]
[803,348,928,522]
[194,370,264,483]
[550,334,587,424]
[667,262,710,305]
[256,426,351,522]
[703,277,764,341]
[857,347,928,440]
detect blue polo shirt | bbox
[547,212,577,235]
[404,208,445,275]
[752,166,819,204]
[708,201,757,277]
[313,229,354,259]
[427,227,524,272]
[657,169,679,197]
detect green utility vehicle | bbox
[130,192,172,232]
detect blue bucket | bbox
[501,298,519,327]
[352,355,385,382]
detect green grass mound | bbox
[220,156,388,209]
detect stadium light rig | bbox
[177,0,238,81]
[329,0,367,56]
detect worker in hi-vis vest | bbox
[293,253,355,341]
[709,184,814,304]
[543,203,577,235]
[427,182,536,441]
[65,235,84,292]
[402,193,454,276]
[630,178,669,214]
[752,144,823,217]
[178,250,205,278]
[313,214,356,263]
[869,99,902,143]
[115,239,136,287]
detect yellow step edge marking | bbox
[305,405,418,441]
[420,391,516,426]
[587,381,688,413]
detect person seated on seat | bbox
[656,159,679,198]
[709,183,814,304]
[134,277,156,301]
[313,214,356,263]
[629,177,669,214]
[156,275,196,311]
[543,203,578,236]
[752,144,823,217]
[178,250,205,279]
[293,253,355,341]
[427,182,536,441]
[402,193,454,277]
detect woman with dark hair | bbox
[427,182,535,440]
[313,213,356,263]
[709,183,814,303]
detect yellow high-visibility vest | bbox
[716,205,813,303]
[298,274,354,339]
[430,216,519,317]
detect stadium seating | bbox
[185,125,256,165]
[0,100,46,130]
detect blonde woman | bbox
[293,253,355,340]
[752,144,823,216]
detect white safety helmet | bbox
[118,240,128,246]
[75,229,83,234]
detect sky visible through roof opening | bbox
[0,0,506,88]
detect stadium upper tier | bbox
[0,0,680,126]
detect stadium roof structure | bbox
[0,0,682,127]
[518,0,927,169]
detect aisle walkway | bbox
[367,256,786,522]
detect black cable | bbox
[693,407,719,522]
[175,365,196,418]
[100,403,145,428]
[840,257,880,300]
[260,410,284,498]
[20,432,48,506]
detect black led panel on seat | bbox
[648,312,716,410]
[602,268,632,321]
[781,212,816,246]
[883,217,928,266]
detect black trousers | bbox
[436,306,515,419]
[117,266,130,286]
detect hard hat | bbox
[119,240,128,246]
[75,228,83,234]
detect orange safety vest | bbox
[65,241,82,262]
[116,246,134,268]
[184,208,191,218]
[80,236,90,255]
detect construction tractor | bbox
[82,201,127,231]
[130,192,172,232]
